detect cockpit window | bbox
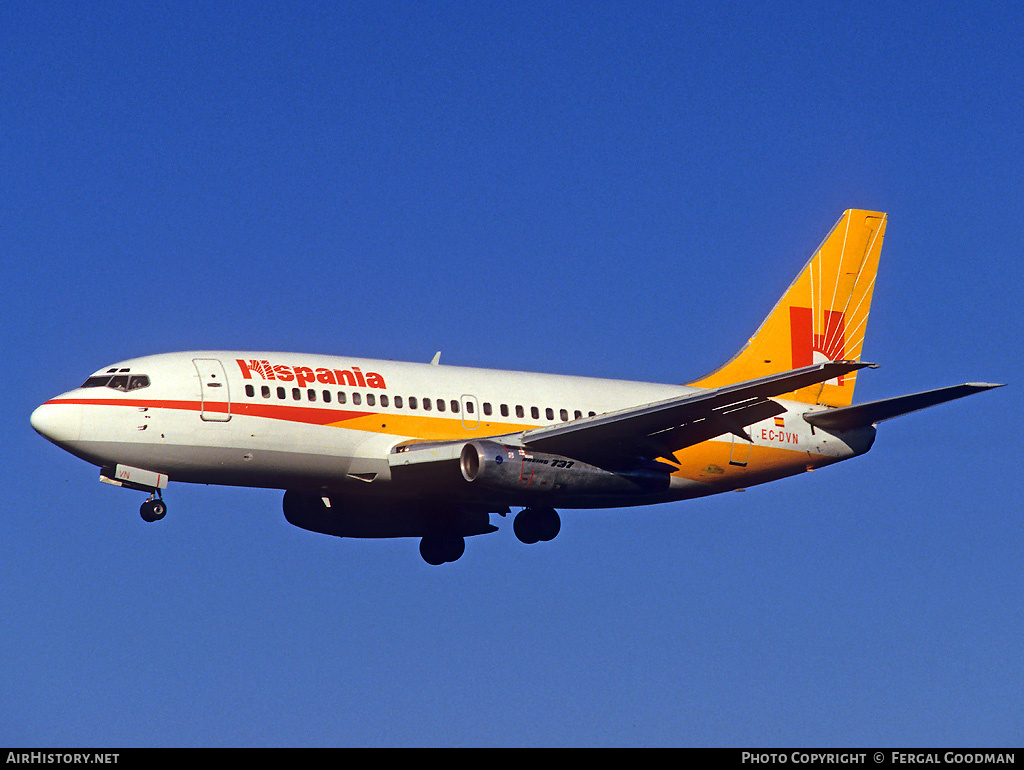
[81,374,151,391]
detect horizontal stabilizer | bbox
[802,383,1004,432]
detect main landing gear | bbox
[416,507,561,565]
[419,533,466,566]
[513,506,560,545]
[139,494,167,522]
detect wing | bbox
[520,361,873,465]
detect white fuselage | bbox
[31,351,874,511]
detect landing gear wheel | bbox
[513,509,540,544]
[514,507,560,544]
[140,498,167,523]
[419,534,466,565]
[536,507,560,541]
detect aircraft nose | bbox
[30,401,82,445]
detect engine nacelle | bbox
[460,440,670,496]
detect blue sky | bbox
[2,1,1021,747]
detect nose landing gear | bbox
[99,465,169,523]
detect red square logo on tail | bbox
[790,307,847,384]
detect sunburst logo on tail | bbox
[790,306,847,384]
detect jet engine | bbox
[459,440,670,496]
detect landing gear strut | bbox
[140,495,167,522]
[513,506,560,544]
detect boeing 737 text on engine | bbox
[31,211,1001,564]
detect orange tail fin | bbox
[688,209,887,407]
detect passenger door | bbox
[193,358,232,422]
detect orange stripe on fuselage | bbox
[669,439,822,483]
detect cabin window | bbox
[500,404,509,417]
[352,393,361,405]
[545,407,554,420]
[531,406,539,419]
[323,390,331,403]
[380,395,389,407]
[394,396,403,408]
[560,409,568,421]
[423,398,432,411]
[574,410,582,419]
[436,399,445,412]
[483,402,492,416]
[337,391,346,404]
[277,387,286,399]
[451,400,460,413]
[305,389,315,401]
[262,385,271,398]
[292,388,301,401]
[515,405,524,418]
[245,384,255,397]
[367,393,376,406]
[409,397,417,409]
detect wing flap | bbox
[641,398,788,461]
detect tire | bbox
[514,507,560,544]
[140,499,167,522]
[420,534,465,565]
[513,509,540,544]
[420,537,445,565]
[536,507,561,542]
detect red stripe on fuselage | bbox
[45,397,372,427]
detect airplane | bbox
[30,210,1002,564]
